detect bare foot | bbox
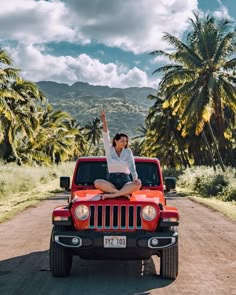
[102,193,116,200]
[102,193,131,200]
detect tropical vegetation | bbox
[1,13,235,173]
[141,13,236,170]
[0,49,90,165]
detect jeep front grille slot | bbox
[98,206,102,227]
[90,206,95,227]
[105,206,110,227]
[113,205,118,227]
[89,205,142,230]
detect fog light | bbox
[151,238,158,246]
[72,237,79,245]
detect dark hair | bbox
[112,133,129,148]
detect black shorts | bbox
[107,173,131,190]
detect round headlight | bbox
[142,206,157,221]
[75,205,89,220]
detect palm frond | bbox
[162,33,203,67]
[219,77,236,111]
[0,89,24,101]
[223,58,236,71]
[149,50,171,58]
[0,99,15,121]
[152,64,182,75]
[213,32,236,64]
[3,68,21,80]
[0,49,12,65]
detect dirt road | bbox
[0,193,235,295]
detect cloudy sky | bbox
[1,0,235,89]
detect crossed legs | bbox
[94,179,118,194]
[94,179,141,199]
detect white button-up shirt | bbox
[102,131,138,179]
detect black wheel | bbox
[160,242,178,279]
[49,226,73,277]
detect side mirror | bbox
[165,177,176,192]
[60,176,70,191]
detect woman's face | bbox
[115,136,128,149]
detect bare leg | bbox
[94,179,118,193]
[102,181,141,199]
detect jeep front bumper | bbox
[52,230,178,259]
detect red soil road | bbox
[0,193,235,295]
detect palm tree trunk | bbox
[201,130,216,171]
[207,122,225,172]
[173,130,191,168]
[87,142,93,155]
[0,123,14,161]
[213,93,226,158]
[0,136,13,161]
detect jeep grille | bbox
[89,205,142,230]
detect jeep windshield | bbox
[74,161,160,186]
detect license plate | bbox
[104,236,126,248]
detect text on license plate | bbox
[104,236,126,248]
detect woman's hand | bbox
[101,109,106,121]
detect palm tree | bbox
[144,94,191,168]
[84,117,102,154]
[0,48,87,165]
[0,77,46,163]
[150,13,236,168]
[132,123,147,155]
[0,49,21,124]
[0,49,41,162]
[24,104,85,164]
[70,120,87,159]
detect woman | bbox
[94,110,142,199]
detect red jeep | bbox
[49,157,179,279]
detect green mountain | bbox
[37,81,156,137]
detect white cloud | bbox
[0,0,199,88]
[0,0,197,53]
[8,43,157,88]
[0,0,76,44]
[66,0,198,54]
[213,4,231,20]
[151,55,170,64]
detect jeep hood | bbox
[72,189,165,204]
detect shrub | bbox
[218,186,236,202]
[177,166,236,202]
[195,174,228,196]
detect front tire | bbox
[160,242,178,279]
[49,226,73,277]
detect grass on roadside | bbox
[177,166,236,201]
[178,187,236,221]
[174,165,236,221]
[0,162,75,223]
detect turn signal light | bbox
[163,217,178,222]
[53,216,69,221]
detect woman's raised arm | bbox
[101,109,108,133]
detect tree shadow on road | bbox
[0,250,175,295]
